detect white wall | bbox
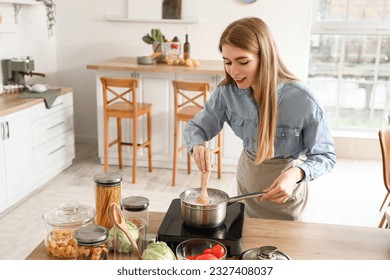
[5,1,376,160]
[0,3,58,85]
[53,0,313,143]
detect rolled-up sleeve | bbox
[183,89,226,154]
[297,109,336,181]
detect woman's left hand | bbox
[259,167,304,204]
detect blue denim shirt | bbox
[183,81,336,181]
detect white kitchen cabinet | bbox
[31,92,75,186]
[0,108,34,213]
[0,91,75,213]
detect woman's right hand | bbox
[192,144,211,173]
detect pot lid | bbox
[241,246,291,260]
[122,196,149,211]
[75,225,108,245]
[42,201,95,227]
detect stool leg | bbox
[117,118,122,169]
[379,192,389,211]
[132,117,138,184]
[147,111,152,172]
[172,119,179,186]
[104,114,109,172]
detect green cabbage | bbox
[141,241,176,260]
[108,221,139,254]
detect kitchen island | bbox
[26,211,390,260]
[87,57,242,174]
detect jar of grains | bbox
[94,172,122,229]
[42,201,95,259]
[75,225,109,260]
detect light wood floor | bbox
[0,142,387,260]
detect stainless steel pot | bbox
[179,188,263,228]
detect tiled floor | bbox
[0,142,386,260]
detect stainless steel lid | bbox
[241,246,291,260]
[122,196,149,211]
[93,172,122,186]
[75,225,108,245]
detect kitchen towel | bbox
[19,88,61,109]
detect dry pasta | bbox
[95,184,121,229]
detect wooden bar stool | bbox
[378,126,390,228]
[100,77,152,184]
[171,80,222,186]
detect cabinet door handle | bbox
[48,144,66,155]
[47,121,65,130]
[5,121,9,139]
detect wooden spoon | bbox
[195,170,210,205]
[108,202,142,260]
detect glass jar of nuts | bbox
[75,225,109,260]
[42,201,95,259]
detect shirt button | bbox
[281,132,286,137]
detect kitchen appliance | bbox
[2,56,45,86]
[157,198,245,257]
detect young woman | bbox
[183,17,336,221]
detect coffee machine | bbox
[2,56,44,86]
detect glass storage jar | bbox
[94,172,122,229]
[42,201,95,259]
[75,225,109,260]
[122,196,149,228]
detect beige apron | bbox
[237,150,308,221]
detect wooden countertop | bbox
[86,57,225,75]
[0,87,73,117]
[26,211,390,260]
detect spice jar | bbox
[122,196,149,228]
[75,225,109,260]
[42,201,95,259]
[94,172,122,229]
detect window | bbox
[308,0,390,130]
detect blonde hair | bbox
[219,17,298,164]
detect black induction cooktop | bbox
[157,198,245,257]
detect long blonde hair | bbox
[219,17,298,164]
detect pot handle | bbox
[227,191,264,204]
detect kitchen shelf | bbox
[103,15,201,24]
[0,0,38,4]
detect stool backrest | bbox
[100,77,139,114]
[172,80,211,114]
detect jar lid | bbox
[93,172,122,186]
[42,201,95,228]
[75,225,108,245]
[241,246,291,260]
[122,196,149,211]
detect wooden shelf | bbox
[103,15,201,24]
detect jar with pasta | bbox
[42,201,95,259]
[94,172,122,229]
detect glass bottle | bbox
[184,34,190,60]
